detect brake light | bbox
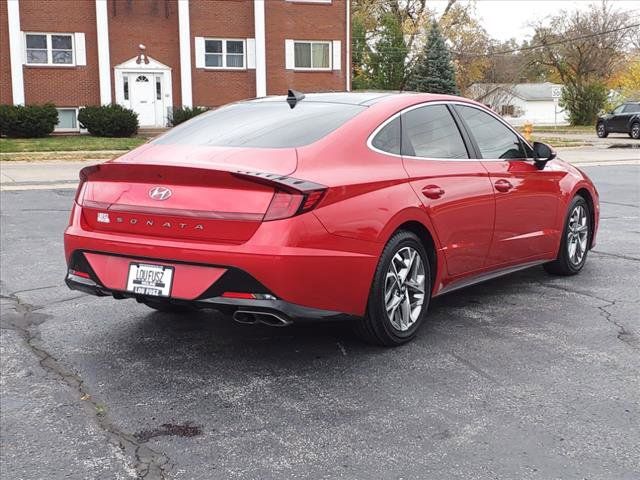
[263,189,325,221]
[233,171,327,221]
[302,190,325,211]
[264,191,303,221]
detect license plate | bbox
[126,263,174,297]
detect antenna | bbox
[287,90,305,109]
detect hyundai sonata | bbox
[65,91,599,346]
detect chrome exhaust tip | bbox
[233,310,292,327]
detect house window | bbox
[501,105,515,116]
[25,33,74,65]
[294,41,331,69]
[123,76,129,100]
[55,108,78,131]
[204,39,245,69]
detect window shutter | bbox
[332,40,341,71]
[194,37,205,68]
[246,38,256,69]
[75,33,86,66]
[285,39,295,70]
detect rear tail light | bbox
[263,189,325,221]
[233,171,327,222]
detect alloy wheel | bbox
[632,123,640,139]
[597,124,605,137]
[567,204,589,266]
[384,246,426,331]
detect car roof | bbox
[249,92,393,106]
[249,91,468,107]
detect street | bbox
[1,164,639,479]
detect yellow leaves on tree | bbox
[608,57,640,100]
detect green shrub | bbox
[560,82,608,126]
[77,104,139,137]
[0,103,58,138]
[168,106,209,126]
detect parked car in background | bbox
[64,92,599,346]
[596,101,640,139]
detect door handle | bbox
[422,185,445,199]
[494,179,513,192]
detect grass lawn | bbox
[530,135,591,148]
[0,135,150,153]
[518,125,594,134]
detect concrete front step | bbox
[138,127,169,135]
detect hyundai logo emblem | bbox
[148,186,172,201]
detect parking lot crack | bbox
[591,250,640,262]
[596,300,638,351]
[534,282,638,351]
[1,291,174,479]
[449,352,500,385]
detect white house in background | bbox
[468,82,569,126]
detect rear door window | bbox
[371,117,401,155]
[455,105,530,159]
[401,104,469,159]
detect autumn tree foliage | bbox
[351,0,638,116]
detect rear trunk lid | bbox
[79,145,297,244]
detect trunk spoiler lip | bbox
[80,163,325,193]
[233,170,326,194]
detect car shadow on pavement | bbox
[103,265,552,372]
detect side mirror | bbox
[532,141,556,170]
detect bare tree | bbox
[529,1,633,86]
[527,1,635,123]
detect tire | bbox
[544,195,591,276]
[596,122,608,138]
[355,231,431,346]
[630,122,640,140]
[143,299,196,314]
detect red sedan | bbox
[64,92,599,346]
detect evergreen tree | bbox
[407,21,459,94]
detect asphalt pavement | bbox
[1,165,639,480]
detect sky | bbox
[430,0,640,42]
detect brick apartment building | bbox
[1,0,351,130]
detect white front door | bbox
[129,73,158,127]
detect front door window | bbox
[455,105,531,159]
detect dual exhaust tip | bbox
[232,310,292,327]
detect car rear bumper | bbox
[64,205,380,317]
[65,269,350,323]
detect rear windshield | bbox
[153,101,366,148]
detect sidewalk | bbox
[1,160,96,191]
[1,146,638,191]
